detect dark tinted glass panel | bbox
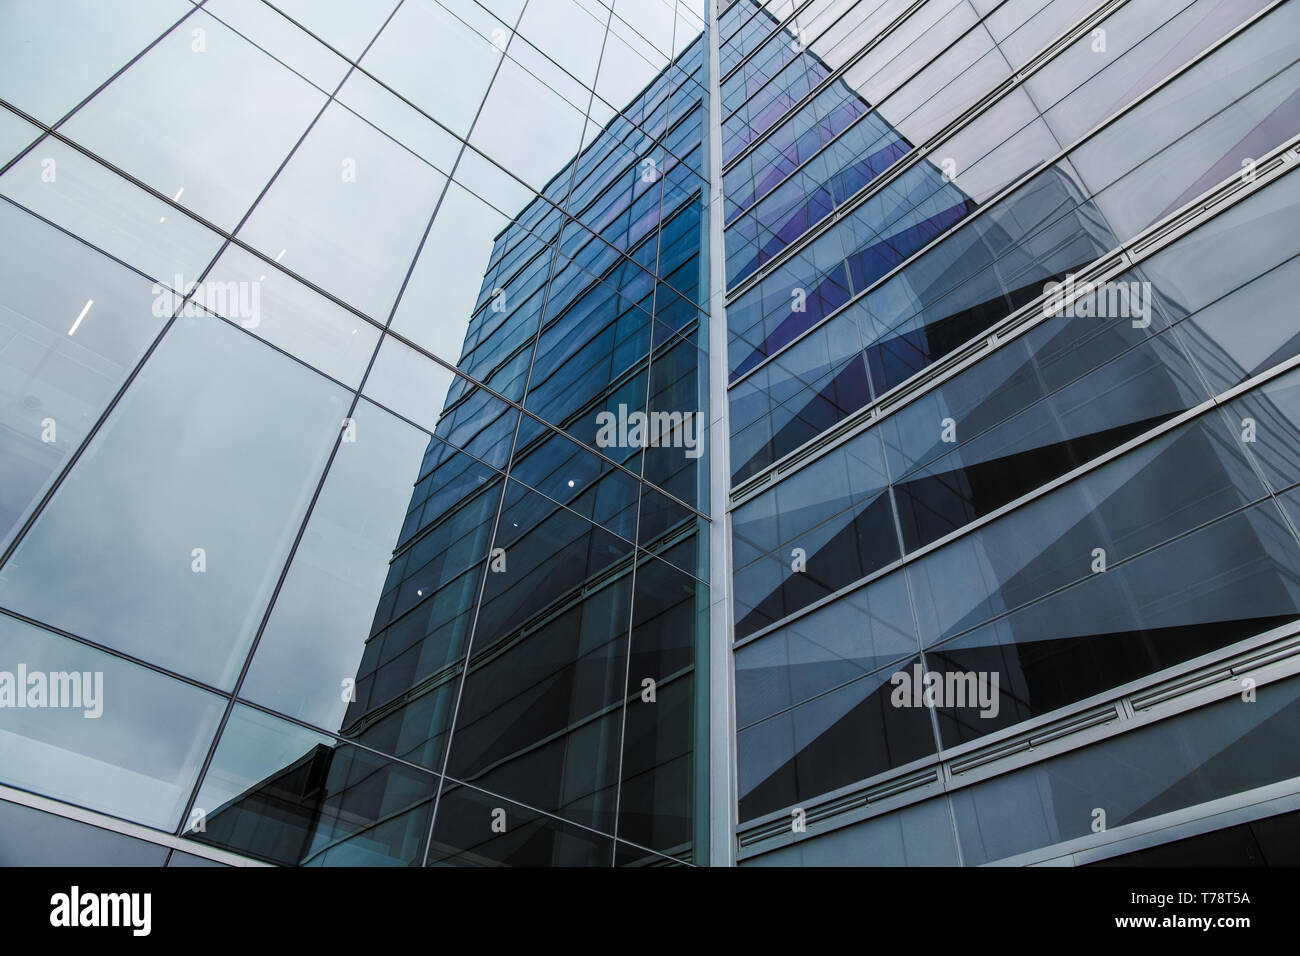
[738,655,937,822]
[0,799,168,867]
[428,783,612,867]
[616,551,703,856]
[741,797,959,866]
[736,570,919,728]
[187,705,437,867]
[952,672,1300,865]
[445,568,630,832]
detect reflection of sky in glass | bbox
[0,0,707,400]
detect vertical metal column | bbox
[705,0,737,868]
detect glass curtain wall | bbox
[0,0,711,867]
[720,0,1300,864]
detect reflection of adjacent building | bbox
[720,1,1300,857]
[735,262,1300,832]
[194,34,710,867]
[729,161,1111,487]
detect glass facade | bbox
[0,0,710,867]
[722,0,1300,866]
[0,0,1297,868]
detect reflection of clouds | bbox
[389,183,508,369]
[0,315,349,690]
[239,402,431,735]
[0,613,225,832]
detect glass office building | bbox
[0,0,711,867]
[1,0,1299,868]
[723,0,1300,866]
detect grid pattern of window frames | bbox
[721,0,1300,864]
[0,0,712,867]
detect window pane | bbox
[0,0,190,124]
[428,780,612,866]
[236,102,447,320]
[0,202,169,551]
[0,138,224,285]
[0,614,224,831]
[240,400,434,740]
[186,704,437,866]
[738,655,937,823]
[200,243,381,387]
[952,672,1300,865]
[0,799,170,866]
[359,0,499,137]
[60,10,329,230]
[742,796,958,866]
[0,312,349,689]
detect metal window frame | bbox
[1012,782,1300,867]
[727,143,1300,862]
[728,197,1300,653]
[727,130,1300,510]
[721,0,931,156]
[722,0,1279,321]
[708,0,740,867]
[721,0,1143,235]
[737,618,1300,861]
[0,783,268,867]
